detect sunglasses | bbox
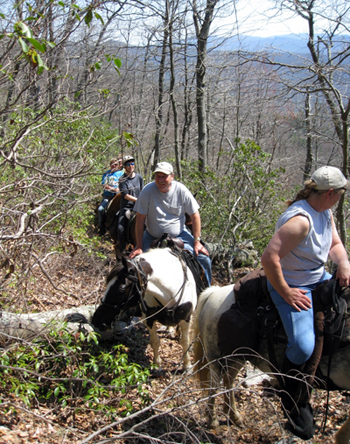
[110,163,118,167]
[125,162,135,167]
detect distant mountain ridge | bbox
[211,33,350,54]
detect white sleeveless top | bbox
[277,199,332,286]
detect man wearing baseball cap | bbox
[261,165,350,439]
[129,161,212,285]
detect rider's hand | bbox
[129,247,143,259]
[194,240,209,257]
[283,288,311,312]
[336,261,350,287]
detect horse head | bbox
[91,255,143,331]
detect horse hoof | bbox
[230,414,244,428]
[208,418,219,428]
[182,365,193,374]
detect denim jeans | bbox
[98,199,109,227]
[267,271,332,365]
[143,227,212,285]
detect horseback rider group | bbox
[98,156,350,439]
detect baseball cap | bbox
[123,155,135,165]
[154,162,173,175]
[311,166,350,190]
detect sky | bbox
[219,0,310,37]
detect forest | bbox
[1,0,350,442]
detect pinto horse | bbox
[192,279,350,440]
[92,248,197,369]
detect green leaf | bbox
[35,53,44,67]
[18,37,29,53]
[0,13,5,19]
[114,58,122,68]
[54,386,60,397]
[17,21,33,38]
[27,37,46,53]
[84,9,93,26]
[94,12,104,25]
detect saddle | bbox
[150,233,184,250]
[217,268,348,365]
[150,233,209,295]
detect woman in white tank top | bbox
[261,166,350,439]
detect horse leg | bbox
[335,413,350,444]
[206,361,221,428]
[147,323,161,368]
[178,319,191,370]
[222,359,244,427]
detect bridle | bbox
[99,260,148,311]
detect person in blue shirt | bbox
[98,158,123,235]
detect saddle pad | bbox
[217,302,259,357]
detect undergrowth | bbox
[0,324,151,418]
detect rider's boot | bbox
[280,355,315,440]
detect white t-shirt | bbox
[134,181,199,238]
[277,199,332,286]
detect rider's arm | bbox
[129,213,146,259]
[329,213,350,286]
[261,215,311,311]
[190,211,209,257]
[124,194,137,202]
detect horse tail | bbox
[192,287,216,387]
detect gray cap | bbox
[154,161,173,175]
[311,166,350,190]
[123,155,135,165]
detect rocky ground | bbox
[0,236,349,444]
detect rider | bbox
[129,161,212,285]
[261,165,350,439]
[117,155,144,252]
[98,157,123,235]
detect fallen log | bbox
[0,306,96,343]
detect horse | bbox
[103,192,137,254]
[92,247,197,370]
[192,279,350,440]
[336,416,350,444]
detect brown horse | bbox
[104,193,137,254]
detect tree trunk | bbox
[153,0,169,171]
[193,0,218,172]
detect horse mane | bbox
[106,262,124,284]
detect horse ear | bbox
[121,254,129,269]
[138,258,153,276]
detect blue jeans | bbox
[98,199,109,227]
[143,227,212,285]
[267,271,332,365]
